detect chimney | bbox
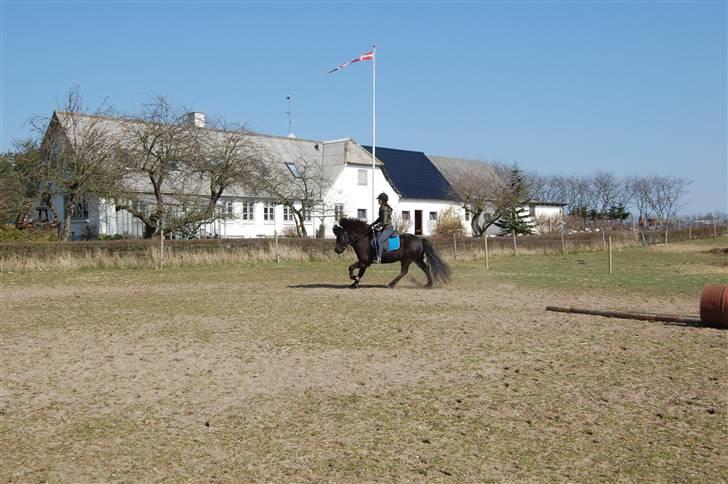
[187,112,206,128]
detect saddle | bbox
[371,231,400,252]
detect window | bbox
[334,203,345,221]
[283,205,294,222]
[357,209,367,220]
[241,201,254,221]
[357,169,368,186]
[264,202,275,222]
[429,212,438,221]
[465,209,471,221]
[401,211,411,221]
[71,199,89,221]
[222,201,234,215]
[285,162,301,178]
[304,210,312,221]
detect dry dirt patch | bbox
[1,264,725,482]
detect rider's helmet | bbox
[377,192,389,202]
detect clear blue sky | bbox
[2,1,726,215]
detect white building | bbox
[41,111,562,240]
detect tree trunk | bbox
[293,209,308,237]
[61,206,73,240]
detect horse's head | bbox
[332,224,349,254]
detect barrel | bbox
[700,285,728,328]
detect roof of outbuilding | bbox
[362,146,456,201]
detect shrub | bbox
[432,208,464,238]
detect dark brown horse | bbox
[333,218,451,288]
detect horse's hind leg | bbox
[388,259,412,288]
[415,256,434,288]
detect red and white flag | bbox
[328,51,375,74]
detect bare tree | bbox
[118,97,201,238]
[36,87,126,240]
[253,153,331,237]
[626,176,652,227]
[181,118,260,234]
[446,160,510,237]
[640,175,691,243]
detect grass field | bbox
[1,238,726,481]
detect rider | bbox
[370,192,394,264]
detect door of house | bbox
[415,210,423,235]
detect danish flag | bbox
[328,51,375,74]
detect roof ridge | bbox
[56,111,339,145]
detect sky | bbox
[1,1,726,215]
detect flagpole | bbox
[371,45,376,222]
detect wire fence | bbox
[0,223,725,272]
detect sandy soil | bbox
[0,263,725,482]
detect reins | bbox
[345,227,374,246]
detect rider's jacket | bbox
[373,204,393,229]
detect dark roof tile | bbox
[363,146,455,201]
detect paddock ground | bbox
[1,239,726,482]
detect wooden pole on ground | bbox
[608,235,613,275]
[601,231,606,251]
[512,230,517,256]
[689,223,692,240]
[714,220,718,239]
[453,233,458,261]
[483,234,489,269]
[546,306,701,325]
[560,226,565,255]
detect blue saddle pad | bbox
[371,233,400,252]
[386,234,400,251]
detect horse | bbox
[332,217,451,288]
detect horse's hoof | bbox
[425,283,433,289]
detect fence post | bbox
[159,214,164,269]
[483,234,489,269]
[608,235,613,275]
[714,220,718,239]
[601,231,606,251]
[274,230,280,263]
[452,234,458,261]
[512,230,517,256]
[560,226,565,255]
[689,223,692,241]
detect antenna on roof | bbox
[286,96,296,138]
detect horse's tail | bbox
[422,238,451,285]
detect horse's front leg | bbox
[349,261,369,288]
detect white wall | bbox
[396,199,467,237]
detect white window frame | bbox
[334,203,345,221]
[264,202,276,222]
[283,205,294,223]
[357,208,367,220]
[222,200,234,215]
[401,210,411,221]
[429,211,437,221]
[241,201,254,221]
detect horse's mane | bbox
[338,217,370,235]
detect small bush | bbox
[432,208,464,238]
[0,224,57,242]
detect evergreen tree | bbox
[494,163,534,235]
